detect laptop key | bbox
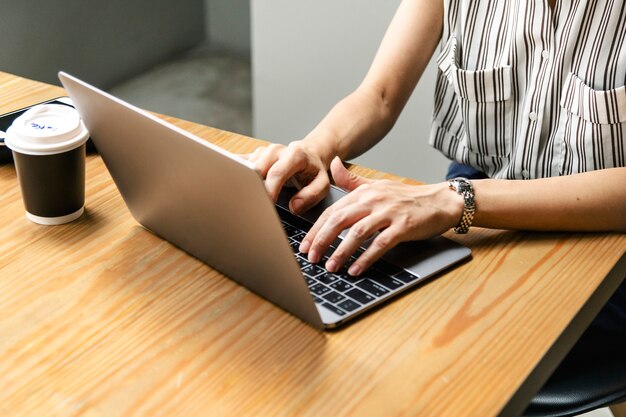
[289,239,300,251]
[345,288,375,305]
[337,299,360,313]
[313,296,324,304]
[291,232,306,242]
[282,223,298,237]
[356,279,390,297]
[377,276,405,291]
[362,270,404,291]
[334,271,358,282]
[322,291,346,304]
[330,280,353,292]
[395,270,421,284]
[318,273,339,285]
[302,264,325,278]
[296,256,311,269]
[310,283,331,296]
[373,259,404,275]
[321,302,346,316]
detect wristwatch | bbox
[448,177,475,234]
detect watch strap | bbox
[448,177,475,234]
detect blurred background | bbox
[0,0,449,183]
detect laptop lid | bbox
[59,71,326,329]
[58,71,471,330]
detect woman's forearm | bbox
[300,0,443,167]
[472,167,626,232]
[300,89,397,167]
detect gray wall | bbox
[0,0,205,88]
[251,0,450,183]
[205,0,251,58]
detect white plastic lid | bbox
[5,104,89,155]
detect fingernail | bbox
[348,264,362,276]
[290,198,303,214]
[299,240,310,253]
[326,259,338,272]
[308,250,319,263]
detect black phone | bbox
[0,97,81,164]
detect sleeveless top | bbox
[429,0,626,179]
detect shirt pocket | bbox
[435,36,513,157]
[559,73,626,171]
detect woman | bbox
[248,0,626,277]
[247,2,626,396]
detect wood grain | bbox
[1,72,625,417]
[612,402,626,417]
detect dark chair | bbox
[524,353,626,417]
[524,276,626,417]
[445,164,626,417]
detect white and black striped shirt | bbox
[429,0,626,179]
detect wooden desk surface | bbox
[1,72,624,417]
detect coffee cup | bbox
[4,104,89,225]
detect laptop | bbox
[58,71,471,329]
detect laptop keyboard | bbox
[277,206,421,317]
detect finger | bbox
[299,186,363,254]
[264,150,307,201]
[348,226,401,276]
[330,156,371,192]
[253,144,284,178]
[305,205,370,268]
[289,171,330,214]
[326,214,390,274]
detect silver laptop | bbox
[59,71,471,329]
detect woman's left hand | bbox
[300,157,464,276]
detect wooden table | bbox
[1,72,624,417]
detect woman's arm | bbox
[473,167,626,232]
[303,0,444,167]
[301,163,626,277]
[251,0,444,213]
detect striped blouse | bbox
[429,0,626,179]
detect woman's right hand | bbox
[245,141,331,215]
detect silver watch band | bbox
[448,177,475,234]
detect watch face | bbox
[451,178,472,193]
[459,182,471,193]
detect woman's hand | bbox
[300,157,464,276]
[245,141,331,214]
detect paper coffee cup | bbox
[5,104,89,225]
